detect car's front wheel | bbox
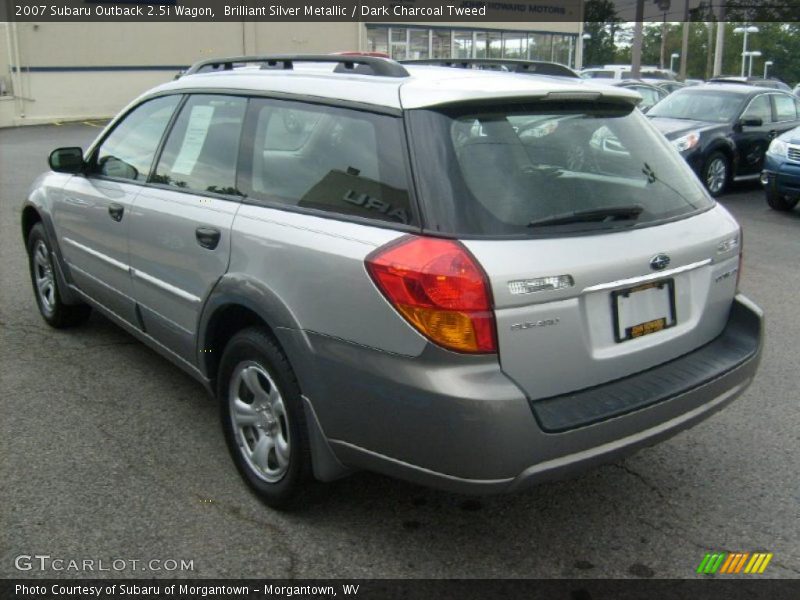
[27,223,91,328]
[765,188,799,212]
[218,327,314,509]
[703,152,730,197]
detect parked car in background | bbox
[650,80,685,94]
[403,58,580,78]
[684,79,705,87]
[762,125,800,211]
[709,76,791,91]
[648,84,800,196]
[581,65,675,80]
[607,80,669,113]
[23,54,762,508]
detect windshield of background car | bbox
[407,101,714,237]
[648,90,743,122]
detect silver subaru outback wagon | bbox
[23,55,763,508]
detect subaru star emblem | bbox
[650,254,671,271]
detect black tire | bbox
[218,327,315,509]
[766,188,799,212]
[702,152,730,197]
[26,222,91,328]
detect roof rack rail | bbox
[401,58,579,78]
[183,54,410,78]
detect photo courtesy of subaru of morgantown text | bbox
[22,54,763,509]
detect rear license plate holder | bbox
[612,279,676,342]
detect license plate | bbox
[612,279,676,342]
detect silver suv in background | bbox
[23,55,763,508]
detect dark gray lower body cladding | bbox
[531,299,762,433]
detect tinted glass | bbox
[409,102,713,237]
[773,94,798,121]
[242,99,415,226]
[648,89,744,122]
[93,95,180,182]
[153,94,247,195]
[742,95,772,123]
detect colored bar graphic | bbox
[699,552,773,575]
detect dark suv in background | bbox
[648,83,800,196]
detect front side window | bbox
[409,102,713,236]
[741,94,773,123]
[92,95,181,182]
[241,99,416,226]
[153,94,247,195]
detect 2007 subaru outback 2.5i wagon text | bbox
[23,55,763,508]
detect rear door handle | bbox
[195,226,221,250]
[108,203,124,222]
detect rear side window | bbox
[408,102,714,237]
[153,94,247,195]
[92,95,180,182]
[773,94,798,121]
[240,99,416,226]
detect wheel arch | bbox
[199,274,351,482]
[197,274,307,387]
[21,202,82,305]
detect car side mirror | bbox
[739,117,763,128]
[48,147,84,174]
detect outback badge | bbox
[649,253,671,271]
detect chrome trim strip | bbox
[131,268,201,304]
[582,259,712,293]
[63,237,128,272]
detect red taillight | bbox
[365,236,497,353]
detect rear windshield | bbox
[407,102,713,237]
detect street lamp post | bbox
[577,32,591,71]
[670,52,679,73]
[764,60,773,78]
[744,50,762,77]
[733,25,759,77]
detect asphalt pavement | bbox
[1,123,799,579]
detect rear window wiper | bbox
[528,205,644,228]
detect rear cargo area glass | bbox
[408,102,713,237]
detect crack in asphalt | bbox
[614,461,668,502]
[92,424,298,578]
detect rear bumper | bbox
[297,294,762,494]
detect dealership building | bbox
[0,15,583,128]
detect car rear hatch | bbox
[406,96,743,404]
[464,208,741,401]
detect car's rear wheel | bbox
[27,223,91,328]
[703,152,729,197]
[218,327,314,509]
[765,188,799,212]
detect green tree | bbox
[583,0,621,67]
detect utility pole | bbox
[713,1,726,76]
[631,0,645,78]
[679,0,690,79]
